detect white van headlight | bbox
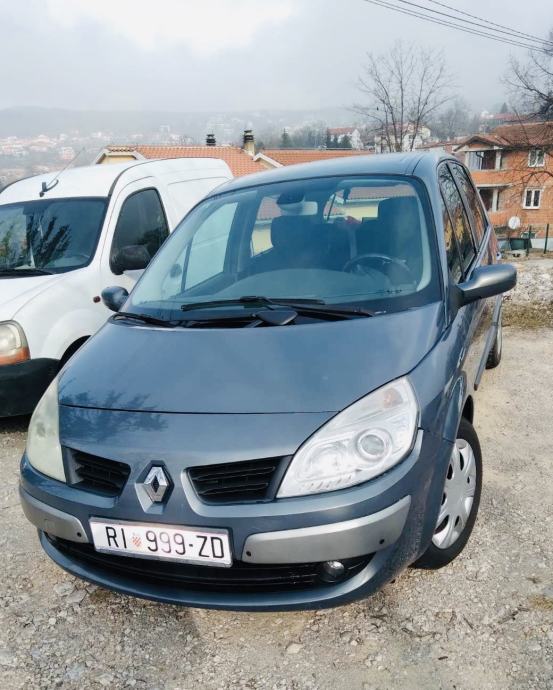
[0,321,29,366]
[277,378,418,498]
[26,377,65,482]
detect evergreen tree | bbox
[325,129,332,149]
[341,134,352,149]
[280,130,293,148]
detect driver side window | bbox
[110,189,169,273]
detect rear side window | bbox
[440,197,463,282]
[111,189,169,270]
[450,163,487,243]
[439,165,475,272]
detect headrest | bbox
[270,215,314,250]
[377,196,419,231]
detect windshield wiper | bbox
[180,295,374,318]
[113,311,177,328]
[180,296,325,312]
[0,267,55,276]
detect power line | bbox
[395,0,553,48]
[425,0,553,47]
[361,0,551,54]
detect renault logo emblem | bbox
[143,466,170,503]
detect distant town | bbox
[1,104,552,244]
[0,104,515,188]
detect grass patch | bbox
[503,302,553,329]
[528,594,553,612]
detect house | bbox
[479,110,529,132]
[455,121,553,238]
[95,130,371,176]
[327,127,364,150]
[415,139,462,156]
[254,148,369,170]
[374,123,432,153]
[94,130,264,177]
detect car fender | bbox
[11,267,109,360]
[409,317,470,444]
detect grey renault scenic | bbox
[20,152,516,611]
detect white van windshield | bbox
[0,197,107,275]
[130,175,440,318]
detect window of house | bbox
[438,165,476,272]
[466,150,496,171]
[479,188,493,212]
[110,189,169,272]
[528,149,545,167]
[451,163,487,243]
[523,188,542,209]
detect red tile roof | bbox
[105,145,264,176]
[258,149,370,167]
[459,121,553,149]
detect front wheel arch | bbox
[59,337,89,369]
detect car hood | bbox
[59,303,443,414]
[0,274,64,321]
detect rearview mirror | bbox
[101,286,129,312]
[111,244,151,275]
[456,264,516,307]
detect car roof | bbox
[0,158,231,204]
[208,151,455,197]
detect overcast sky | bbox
[1,0,551,114]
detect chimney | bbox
[206,133,216,147]
[242,129,255,156]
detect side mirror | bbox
[101,286,129,312]
[111,245,151,275]
[456,264,517,307]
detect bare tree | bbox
[354,41,452,152]
[429,97,473,141]
[498,32,553,192]
[507,30,553,121]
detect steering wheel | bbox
[343,253,416,284]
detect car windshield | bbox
[129,175,440,318]
[0,197,107,274]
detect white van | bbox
[0,158,232,416]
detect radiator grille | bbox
[65,449,130,496]
[188,457,287,503]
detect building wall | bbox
[469,148,553,236]
[96,153,139,165]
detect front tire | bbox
[414,418,482,570]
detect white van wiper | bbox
[0,267,55,276]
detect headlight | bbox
[26,377,65,482]
[0,321,29,366]
[277,377,418,498]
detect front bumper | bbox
[0,358,58,417]
[20,425,453,611]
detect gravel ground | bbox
[505,254,553,304]
[1,328,552,690]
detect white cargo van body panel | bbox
[0,158,233,416]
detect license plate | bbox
[89,518,232,567]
